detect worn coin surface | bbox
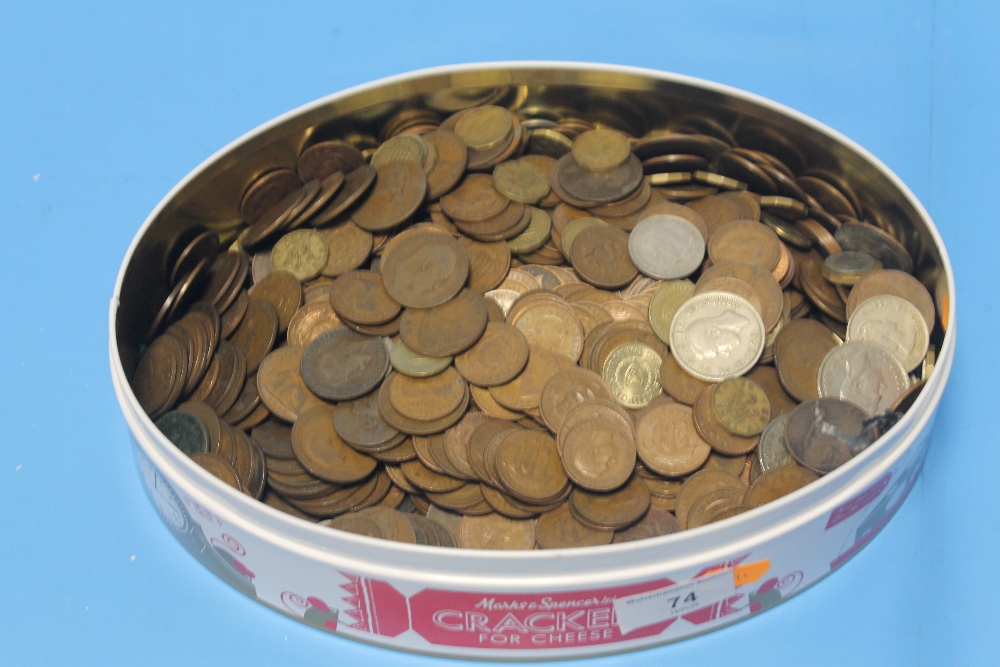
[299,326,389,401]
[669,291,765,382]
[291,404,378,484]
[743,466,819,508]
[711,377,770,437]
[628,214,706,280]
[785,398,873,474]
[535,503,613,549]
[757,414,796,473]
[818,340,910,415]
[380,227,469,308]
[636,402,711,477]
[454,322,530,387]
[847,294,929,373]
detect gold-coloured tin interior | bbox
[115,64,947,382]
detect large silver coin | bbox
[757,414,795,473]
[818,340,910,415]
[668,291,765,382]
[846,294,928,373]
[628,214,706,280]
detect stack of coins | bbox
[131,95,940,549]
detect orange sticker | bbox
[733,559,770,587]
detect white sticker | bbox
[613,569,736,635]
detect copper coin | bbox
[190,452,241,490]
[743,466,820,508]
[399,288,489,357]
[380,227,469,308]
[256,345,324,422]
[423,129,469,200]
[686,486,746,529]
[291,404,377,484]
[228,297,278,373]
[251,418,295,459]
[537,366,615,432]
[570,223,639,289]
[377,372,469,436]
[611,506,681,543]
[454,322,530,387]
[248,271,301,334]
[698,260,782,332]
[489,345,566,411]
[318,220,373,277]
[455,514,537,550]
[494,430,568,503]
[658,352,710,406]
[746,365,798,418]
[297,140,364,182]
[132,332,187,419]
[458,237,510,293]
[299,326,389,401]
[674,469,746,529]
[774,319,839,402]
[708,220,782,270]
[785,398,873,474]
[241,168,303,225]
[332,391,402,451]
[389,367,468,422]
[535,503,612,549]
[636,402,711,477]
[559,411,636,492]
[286,299,342,348]
[310,164,377,228]
[555,152,644,205]
[569,475,650,529]
[847,268,935,333]
[440,173,510,222]
[509,296,585,363]
[351,161,427,232]
[328,270,401,326]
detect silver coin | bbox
[251,247,273,284]
[818,340,910,415]
[846,294,928,373]
[757,414,795,473]
[628,214,706,280]
[668,291,765,382]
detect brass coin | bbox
[328,270,401,326]
[454,322,530,387]
[389,367,467,422]
[399,288,489,357]
[318,221,373,277]
[572,128,632,173]
[228,297,278,373]
[455,514,537,550]
[190,452,241,490]
[458,236,510,293]
[569,475,650,530]
[256,345,324,422]
[380,227,469,308]
[611,506,681,543]
[248,270,301,334]
[648,279,695,345]
[636,402,711,477]
[743,466,819,508]
[711,377,770,437]
[299,326,389,401]
[291,404,377,484]
[570,223,639,289]
[454,105,514,152]
[506,207,552,254]
[601,342,663,409]
[492,158,551,204]
[351,161,427,232]
[692,385,759,456]
[388,339,452,378]
[535,503,613,549]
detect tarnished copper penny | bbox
[351,161,427,232]
[535,503,613,549]
[743,466,820,508]
[389,367,468,422]
[190,452,241,490]
[256,345,324,422]
[455,514,537,550]
[440,173,510,222]
[318,221,373,277]
[569,475,650,529]
[248,270,301,334]
[636,402,711,477]
[570,223,639,289]
[692,385,760,456]
[774,319,839,402]
[380,227,469,308]
[509,296,585,363]
[333,391,401,451]
[675,469,747,529]
[399,288,489,357]
[454,322,530,387]
[538,367,615,432]
[299,326,389,401]
[328,270,401,326]
[611,506,681,543]
[228,297,278,373]
[494,430,568,503]
[559,410,636,492]
[785,398,873,474]
[658,353,711,406]
[291,404,377,484]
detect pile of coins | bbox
[131,95,940,549]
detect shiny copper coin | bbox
[291,404,377,484]
[299,326,389,401]
[399,288,489,357]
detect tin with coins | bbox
[111,62,954,659]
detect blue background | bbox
[1,2,995,664]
